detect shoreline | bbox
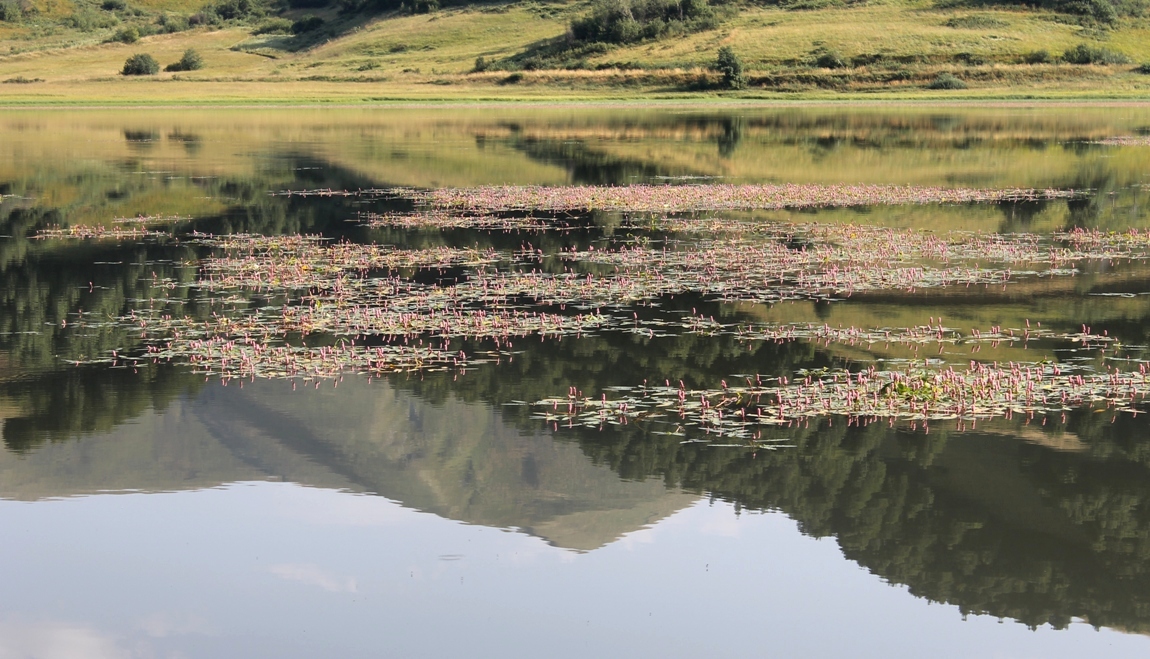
[3,93,1150,108]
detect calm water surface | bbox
[3,107,1150,657]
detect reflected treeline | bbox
[0,240,195,370]
[1,364,200,453]
[388,336,1150,633]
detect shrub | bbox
[815,49,846,69]
[715,46,745,89]
[253,17,292,33]
[101,0,126,10]
[570,0,714,46]
[927,72,967,89]
[414,0,438,12]
[290,14,324,33]
[111,26,139,42]
[121,53,159,75]
[65,8,118,30]
[944,14,1009,29]
[1023,49,1053,64]
[473,56,490,72]
[1059,0,1118,24]
[193,0,266,24]
[1062,43,1130,64]
[165,48,203,72]
[0,0,21,21]
[1134,63,1150,74]
[156,13,190,33]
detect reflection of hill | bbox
[6,108,1150,232]
[379,329,1150,634]
[554,410,1150,633]
[0,378,695,552]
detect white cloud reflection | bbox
[0,619,129,659]
[268,563,358,593]
[135,613,214,639]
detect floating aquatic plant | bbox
[55,186,1150,447]
[34,225,168,240]
[358,210,568,233]
[423,184,1082,214]
[1089,137,1150,146]
[112,214,190,225]
[268,183,1083,213]
[531,358,1150,442]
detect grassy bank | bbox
[2,0,1150,103]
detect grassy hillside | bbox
[2,0,1150,101]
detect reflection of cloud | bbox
[136,613,214,638]
[699,510,744,538]
[276,490,413,528]
[0,619,129,659]
[615,521,662,551]
[269,563,358,593]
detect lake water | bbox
[4,106,1150,657]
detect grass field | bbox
[2,0,1150,102]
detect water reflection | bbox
[0,377,693,551]
[8,487,1147,658]
[5,107,1150,651]
[5,361,1150,634]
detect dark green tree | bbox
[165,48,204,72]
[715,46,745,90]
[121,53,159,76]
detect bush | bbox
[1062,43,1129,64]
[290,14,324,33]
[121,53,159,75]
[111,26,139,42]
[927,72,967,89]
[413,0,438,12]
[0,0,21,21]
[944,14,1010,29]
[1059,0,1118,23]
[570,0,715,46]
[715,46,745,89]
[101,0,126,9]
[253,17,292,33]
[1023,49,1053,64]
[1134,63,1150,74]
[473,56,490,72]
[814,49,847,69]
[156,13,190,33]
[65,8,119,30]
[165,48,203,71]
[193,0,266,24]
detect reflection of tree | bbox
[997,199,1048,232]
[0,238,199,370]
[717,116,744,159]
[509,136,672,184]
[1,364,200,453]
[387,328,1150,634]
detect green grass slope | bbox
[2,0,1150,101]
